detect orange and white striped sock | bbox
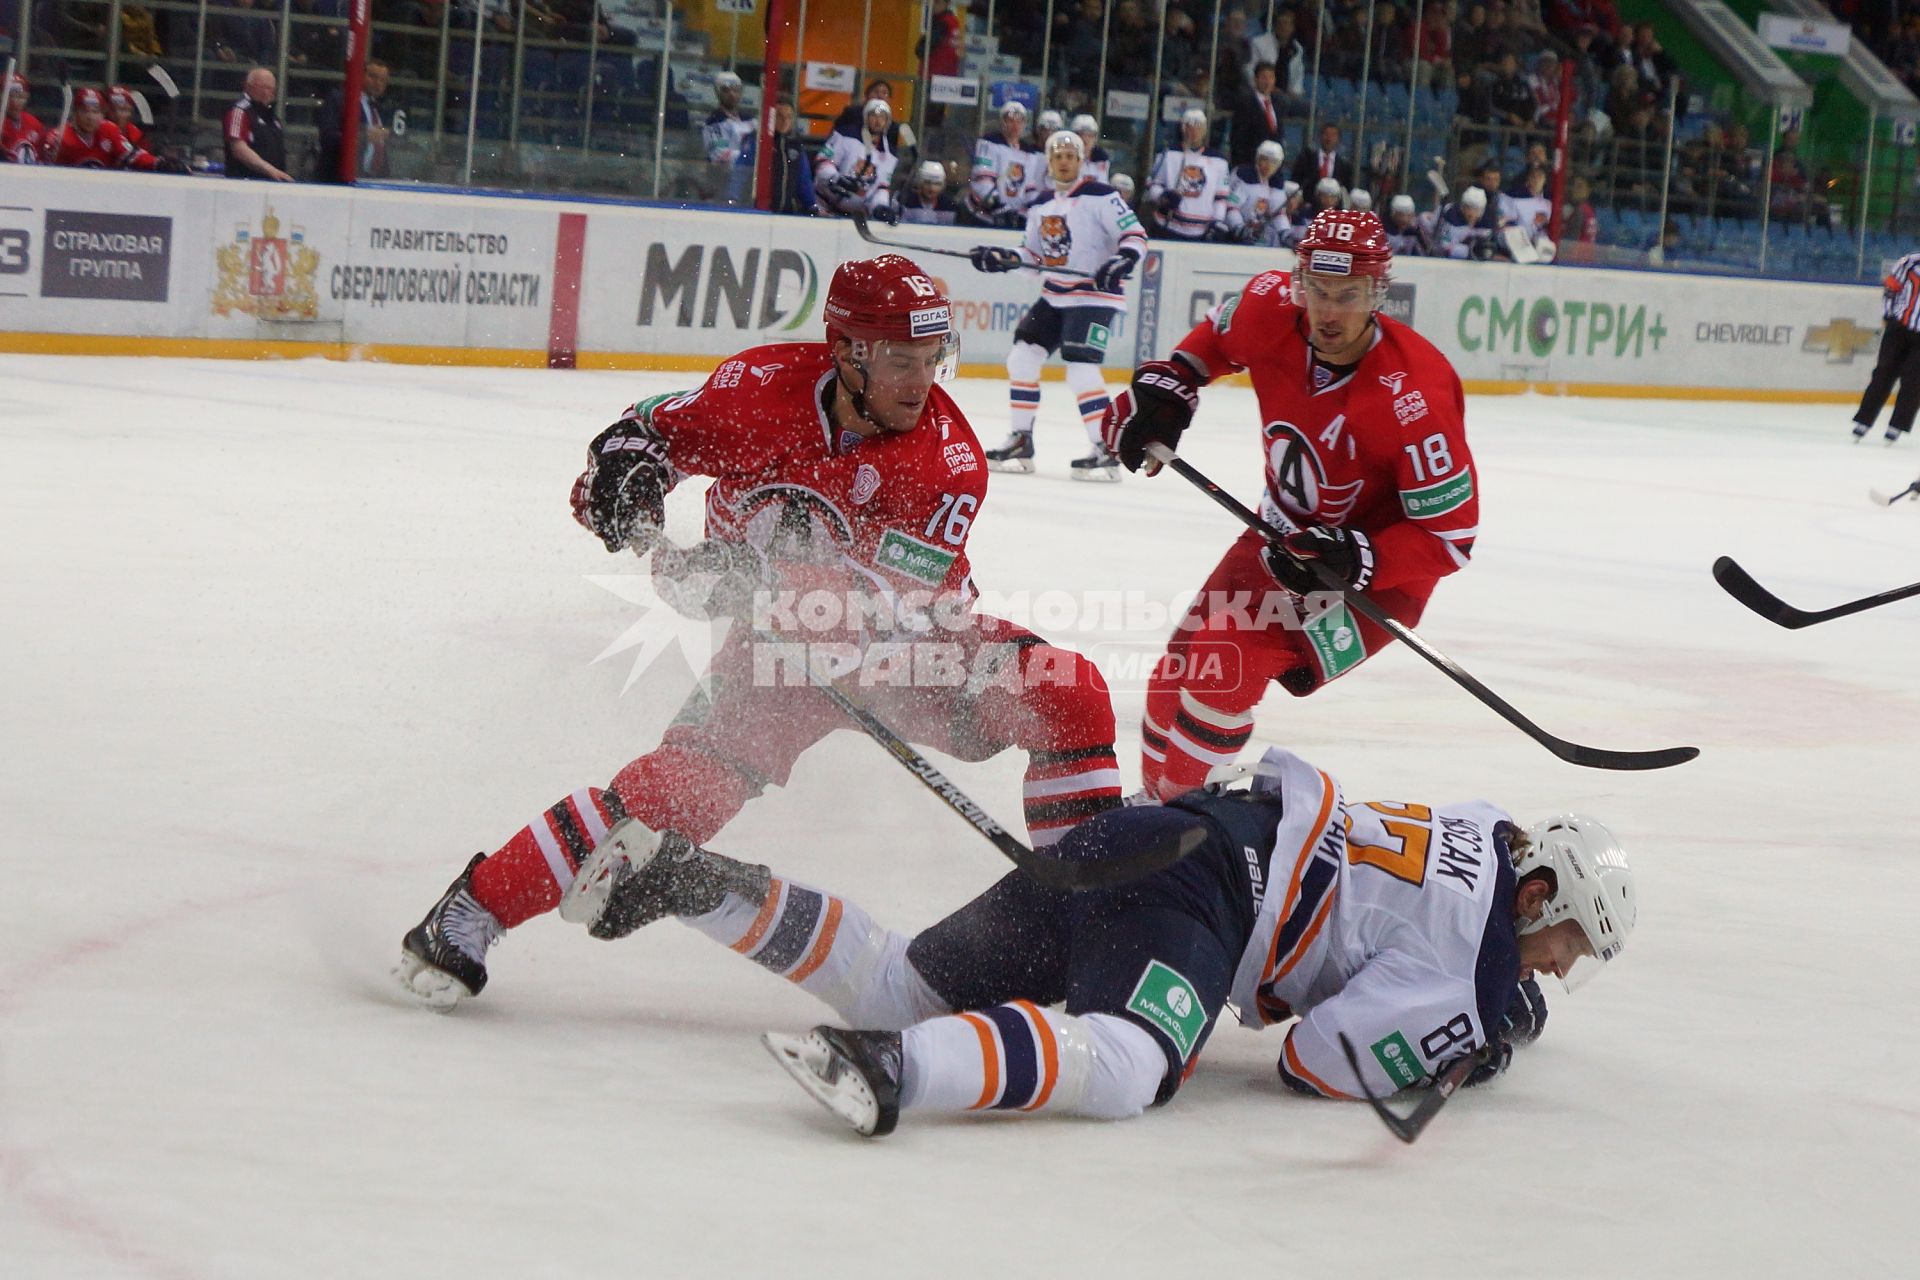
[897,1006,1163,1119]
[683,879,946,1027]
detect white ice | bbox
[3,355,1918,1279]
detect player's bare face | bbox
[1298,272,1377,365]
[1516,919,1595,982]
[76,103,104,132]
[1048,148,1080,186]
[849,337,945,434]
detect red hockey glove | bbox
[1102,357,1203,473]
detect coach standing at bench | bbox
[224,66,291,182]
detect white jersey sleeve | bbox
[1278,945,1489,1099]
[1022,181,1147,307]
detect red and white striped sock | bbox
[468,787,623,927]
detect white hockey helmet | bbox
[1111,172,1136,199]
[713,70,742,92]
[1255,140,1285,169]
[915,159,946,187]
[1314,176,1343,202]
[1000,99,1029,120]
[1461,185,1488,210]
[1046,129,1085,159]
[1389,193,1416,215]
[1516,814,1636,992]
[1181,107,1209,132]
[863,97,892,124]
[1071,113,1100,140]
[1348,188,1373,212]
[1037,109,1065,135]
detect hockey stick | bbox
[1338,1033,1490,1144]
[642,541,1204,890]
[1869,480,1920,506]
[1711,555,1920,629]
[741,619,1204,890]
[848,212,1098,278]
[1149,444,1700,772]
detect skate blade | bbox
[558,818,662,927]
[392,952,470,1012]
[986,458,1035,474]
[761,1031,882,1136]
[1069,467,1121,483]
[1870,488,1917,506]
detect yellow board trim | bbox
[0,332,1861,402]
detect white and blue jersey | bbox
[1015,178,1147,310]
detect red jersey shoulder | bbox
[1362,317,1466,438]
[924,384,987,488]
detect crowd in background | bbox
[1,0,1895,270]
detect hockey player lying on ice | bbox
[395,255,1121,1009]
[558,746,1635,1137]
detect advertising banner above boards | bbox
[0,167,1882,398]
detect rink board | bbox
[0,167,1883,397]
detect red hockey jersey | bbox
[44,119,157,170]
[619,342,988,602]
[1,109,46,163]
[1175,269,1477,594]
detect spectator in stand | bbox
[1769,129,1828,226]
[900,160,961,225]
[1528,50,1563,125]
[1455,3,1493,82]
[1486,52,1537,131]
[1563,174,1599,260]
[317,58,390,183]
[1565,24,1605,121]
[1230,63,1287,168]
[737,97,816,216]
[1059,0,1108,96]
[209,0,280,67]
[1293,122,1355,192]
[1626,22,1678,108]
[1475,160,1515,226]
[1604,63,1644,128]
[1108,2,1157,90]
[1212,9,1255,111]
[223,66,292,181]
[1646,216,1683,266]
[1509,141,1549,189]
[1159,6,1203,89]
[1266,9,1307,98]
[923,0,961,123]
[1367,3,1411,87]
[1415,4,1454,93]
[2,73,49,164]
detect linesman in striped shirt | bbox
[1852,252,1920,443]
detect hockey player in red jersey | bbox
[1,72,46,163]
[106,86,145,149]
[1103,208,1477,799]
[395,255,1122,1009]
[42,87,172,170]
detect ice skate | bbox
[1886,424,1904,444]
[394,853,502,1011]
[761,1025,904,1137]
[559,818,769,940]
[1853,420,1872,441]
[985,431,1036,473]
[1069,445,1121,482]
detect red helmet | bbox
[823,254,953,348]
[73,87,105,112]
[1297,209,1392,280]
[3,72,26,97]
[108,86,136,108]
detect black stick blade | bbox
[1337,1033,1485,1145]
[1712,555,1810,628]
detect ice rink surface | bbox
[4,354,1919,1279]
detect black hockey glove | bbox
[1092,252,1138,293]
[1236,222,1265,245]
[1458,1040,1513,1089]
[1155,189,1181,217]
[152,154,190,174]
[571,421,670,554]
[970,244,1023,272]
[823,173,863,202]
[1499,976,1549,1048]
[1103,357,1203,473]
[652,538,766,621]
[871,200,901,226]
[1261,525,1375,595]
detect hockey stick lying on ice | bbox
[848,212,1098,279]
[1869,480,1920,506]
[1338,1033,1490,1144]
[1148,444,1699,772]
[1711,555,1920,629]
[646,543,1205,890]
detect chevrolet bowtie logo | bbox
[1803,318,1879,364]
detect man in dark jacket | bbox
[1229,62,1286,168]
[736,97,816,215]
[315,58,389,183]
